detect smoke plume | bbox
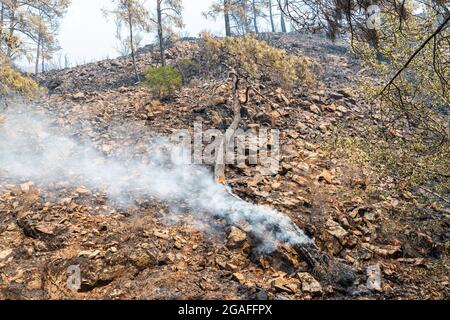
[0,108,311,252]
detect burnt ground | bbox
[0,33,448,300]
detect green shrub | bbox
[0,57,39,97]
[145,66,182,98]
[201,33,312,89]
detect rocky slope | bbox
[0,33,448,300]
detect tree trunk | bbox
[41,46,45,73]
[127,2,140,82]
[1,3,4,31]
[242,1,250,34]
[224,0,231,36]
[215,73,241,182]
[35,36,41,75]
[269,0,275,32]
[252,0,259,33]
[280,0,287,33]
[157,0,166,66]
[7,10,15,58]
[280,13,286,33]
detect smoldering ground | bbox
[0,106,311,252]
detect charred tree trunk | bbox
[269,0,276,32]
[241,0,250,34]
[127,2,140,82]
[224,0,232,36]
[280,0,287,33]
[0,3,4,31]
[252,0,259,34]
[35,35,41,75]
[157,0,166,66]
[41,47,45,73]
[215,73,241,183]
[7,10,15,58]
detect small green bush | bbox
[145,66,182,98]
[0,57,39,97]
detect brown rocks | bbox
[154,230,171,240]
[309,104,322,115]
[34,223,55,236]
[75,186,91,195]
[20,182,34,193]
[326,219,349,241]
[292,175,309,187]
[0,32,441,301]
[232,272,246,285]
[330,92,344,100]
[72,92,85,100]
[336,105,349,114]
[337,89,352,98]
[297,273,323,295]
[79,249,102,259]
[210,111,223,126]
[271,277,299,294]
[367,264,382,292]
[318,170,335,184]
[0,248,13,262]
[227,227,247,248]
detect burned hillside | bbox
[0,33,448,301]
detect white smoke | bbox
[0,108,311,252]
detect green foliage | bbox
[0,57,39,127]
[0,0,71,65]
[0,57,39,97]
[329,133,450,204]
[145,65,182,97]
[348,4,450,202]
[201,33,312,88]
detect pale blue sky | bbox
[58,0,223,65]
[19,0,288,69]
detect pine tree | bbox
[279,0,287,32]
[224,0,232,36]
[204,0,244,36]
[268,0,276,32]
[201,33,311,181]
[0,0,69,68]
[104,0,149,82]
[148,0,183,67]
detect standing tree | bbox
[104,0,149,82]
[251,0,259,33]
[237,0,251,34]
[148,0,183,67]
[206,0,269,35]
[0,2,7,55]
[0,2,6,42]
[28,13,49,74]
[201,33,311,182]
[224,0,232,36]
[279,0,287,32]
[39,0,69,73]
[2,0,25,59]
[0,0,69,67]
[204,0,234,36]
[268,0,276,32]
[206,0,259,36]
[29,1,69,74]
